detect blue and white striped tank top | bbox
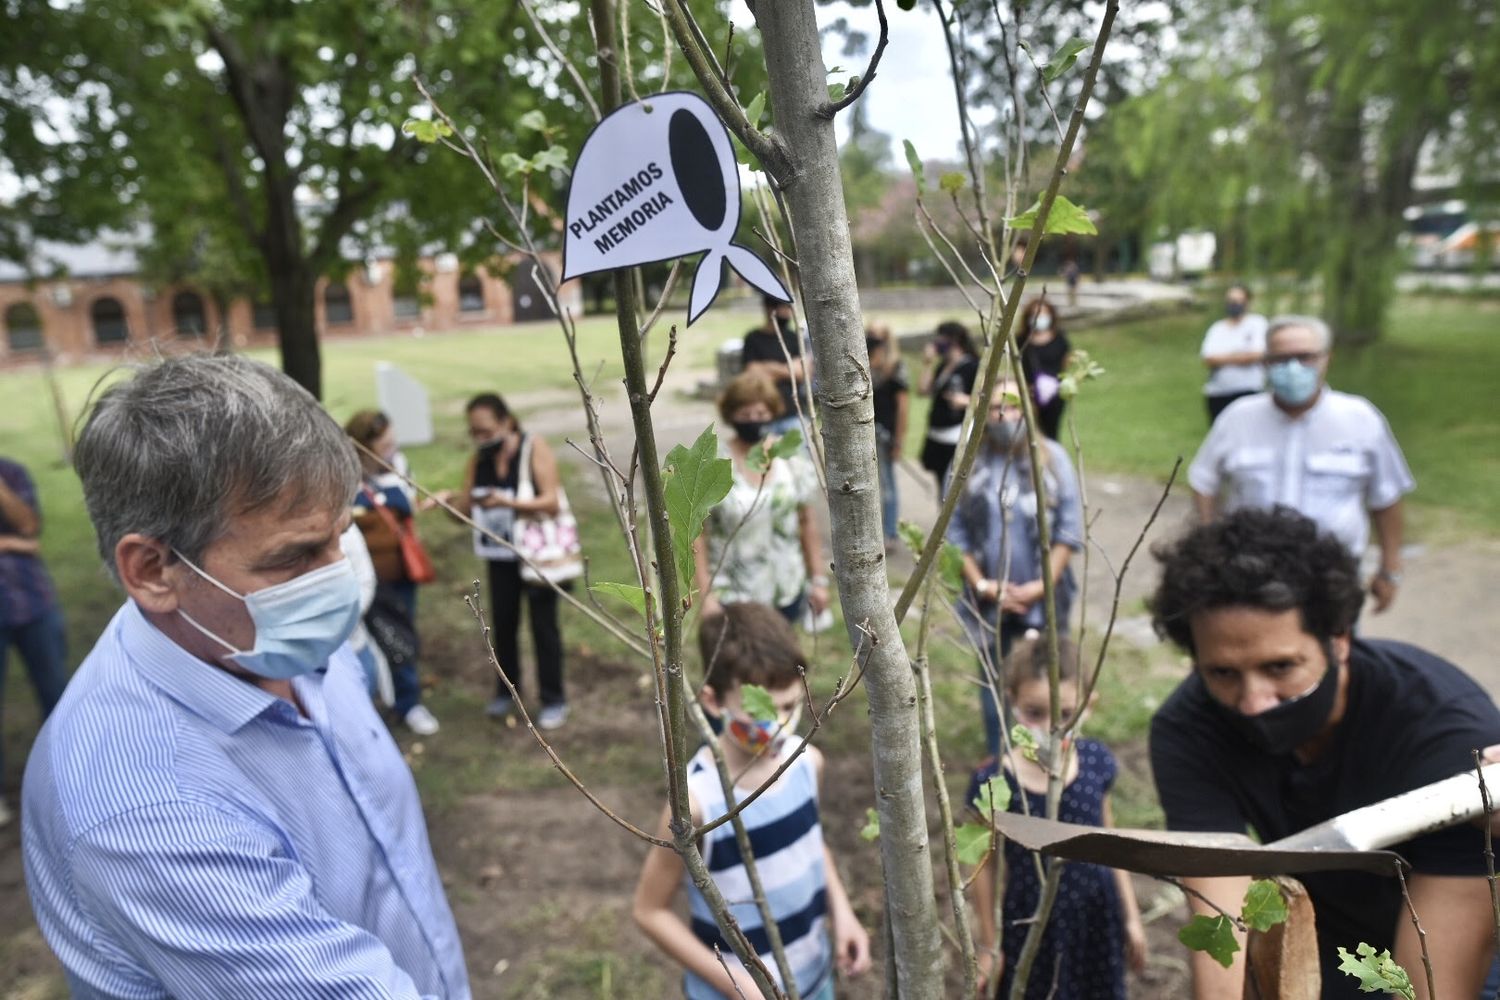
[683,743,832,999]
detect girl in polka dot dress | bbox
[968,634,1148,999]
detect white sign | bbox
[375,362,433,446]
[560,91,790,324]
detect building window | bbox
[252,300,278,330]
[458,273,485,313]
[324,283,354,326]
[172,291,206,337]
[91,297,129,345]
[4,302,44,353]
[393,294,421,320]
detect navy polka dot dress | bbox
[969,739,1126,1000]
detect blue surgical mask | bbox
[174,551,362,679]
[1266,360,1321,407]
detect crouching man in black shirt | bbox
[1148,507,1500,999]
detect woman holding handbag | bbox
[460,393,576,731]
[345,410,441,736]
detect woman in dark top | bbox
[918,320,979,496]
[1016,297,1072,440]
[460,393,570,731]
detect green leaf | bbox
[400,118,453,144]
[903,139,925,191]
[517,109,548,132]
[828,82,847,103]
[939,541,964,591]
[1006,194,1098,236]
[662,426,734,599]
[746,91,766,128]
[531,145,570,173]
[1058,350,1107,401]
[590,582,646,617]
[740,683,777,722]
[974,775,1012,817]
[1336,943,1415,999]
[746,428,801,474]
[939,171,967,195]
[1042,39,1091,83]
[954,822,992,866]
[860,808,881,841]
[1240,879,1289,932]
[1009,723,1040,762]
[898,520,926,555]
[1178,914,1240,969]
[498,151,531,177]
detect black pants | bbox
[1206,390,1258,424]
[486,559,567,707]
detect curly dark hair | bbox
[1149,507,1363,653]
[698,602,805,697]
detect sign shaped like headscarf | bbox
[560,91,791,324]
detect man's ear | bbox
[1330,632,1353,669]
[116,534,182,614]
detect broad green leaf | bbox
[898,520,926,555]
[741,683,777,722]
[1005,194,1098,236]
[498,151,531,176]
[1336,944,1415,999]
[939,171,967,195]
[974,775,1011,817]
[517,109,548,132]
[1042,39,1091,83]
[590,582,647,616]
[747,428,802,474]
[954,822,992,866]
[746,91,766,128]
[1240,879,1289,932]
[1010,724,1040,762]
[860,807,881,841]
[939,541,964,591]
[662,426,733,597]
[828,83,847,103]
[531,145,570,173]
[400,118,453,144]
[903,139,925,191]
[1178,914,1239,969]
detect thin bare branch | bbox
[639,262,683,342]
[518,0,603,120]
[1154,876,1247,933]
[817,0,889,118]
[646,324,679,405]
[1395,864,1437,1000]
[1477,750,1500,981]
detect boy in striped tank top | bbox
[634,602,870,998]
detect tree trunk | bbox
[755,3,946,995]
[268,261,321,398]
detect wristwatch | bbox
[1376,569,1403,585]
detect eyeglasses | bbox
[1264,351,1325,366]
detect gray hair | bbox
[74,354,360,581]
[1267,314,1333,352]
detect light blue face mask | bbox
[174,551,362,680]
[1266,359,1321,407]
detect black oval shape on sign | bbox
[668,110,726,232]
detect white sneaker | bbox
[536,704,569,731]
[0,797,12,828]
[403,705,440,736]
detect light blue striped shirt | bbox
[22,601,470,999]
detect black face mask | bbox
[1208,642,1340,756]
[732,420,770,444]
[774,314,796,340]
[1225,301,1247,319]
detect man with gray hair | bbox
[22,355,470,998]
[1187,315,1414,612]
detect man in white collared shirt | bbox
[1188,315,1414,612]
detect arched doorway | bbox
[172,291,206,337]
[4,302,44,353]
[91,297,129,345]
[458,273,486,314]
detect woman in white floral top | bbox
[693,372,830,623]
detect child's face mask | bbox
[725,702,803,756]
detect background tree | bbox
[1,0,760,397]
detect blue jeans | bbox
[877,450,899,540]
[385,581,422,717]
[1,607,68,783]
[979,619,1029,759]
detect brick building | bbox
[0,237,582,365]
